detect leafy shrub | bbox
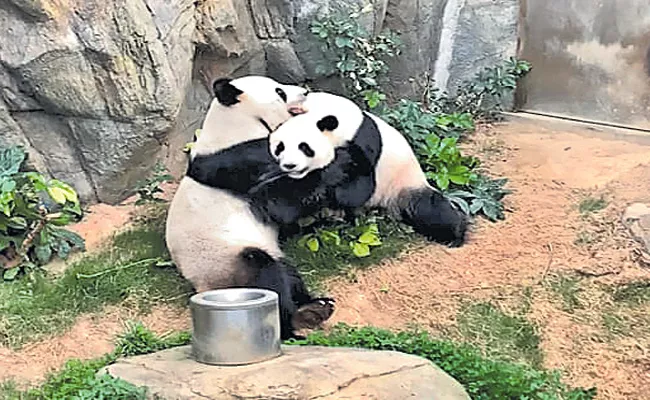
[0,146,85,280]
[296,211,386,258]
[292,324,597,400]
[447,176,512,221]
[133,162,174,206]
[114,321,192,357]
[311,7,528,222]
[311,3,401,109]
[284,211,417,287]
[442,57,533,120]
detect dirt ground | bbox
[1,119,649,399]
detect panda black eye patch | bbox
[299,142,315,158]
[316,115,339,132]
[275,88,287,102]
[274,142,285,156]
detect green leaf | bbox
[436,175,450,191]
[47,186,68,204]
[50,227,86,251]
[55,240,71,259]
[335,37,353,48]
[306,237,320,252]
[3,267,19,281]
[351,242,370,258]
[1,179,16,193]
[469,199,484,214]
[34,244,53,264]
[0,147,26,178]
[358,231,381,246]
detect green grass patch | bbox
[549,275,583,312]
[601,312,631,337]
[0,322,188,400]
[0,221,191,348]
[456,302,543,367]
[612,280,650,306]
[1,323,596,400]
[578,195,607,215]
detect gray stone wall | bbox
[0,0,518,204]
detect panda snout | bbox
[282,163,297,171]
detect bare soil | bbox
[2,120,649,398]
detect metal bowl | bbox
[190,288,281,365]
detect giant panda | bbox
[165,76,335,340]
[188,110,377,231]
[268,92,468,247]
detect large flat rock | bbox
[102,345,470,400]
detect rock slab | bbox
[102,345,471,400]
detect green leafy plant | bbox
[311,3,401,109]
[444,57,533,119]
[0,146,85,280]
[114,321,191,357]
[310,9,531,223]
[297,213,384,258]
[447,176,511,221]
[291,324,597,400]
[133,162,174,206]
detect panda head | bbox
[268,114,342,179]
[212,76,308,130]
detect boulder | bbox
[383,0,448,99]
[0,0,195,203]
[445,0,519,95]
[102,345,471,400]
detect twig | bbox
[539,243,554,284]
[19,205,48,262]
[76,257,162,279]
[446,284,516,295]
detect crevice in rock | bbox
[309,362,430,399]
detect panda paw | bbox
[291,298,336,330]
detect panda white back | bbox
[300,92,429,207]
[278,91,467,246]
[167,76,307,291]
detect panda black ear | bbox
[212,78,243,106]
[317,115,339,132]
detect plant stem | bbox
[75,257,162,279]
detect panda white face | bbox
[224,76,308,130]
[268,114,338,179]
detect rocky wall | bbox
[0,0,518,204]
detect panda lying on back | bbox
[190,92,468,247]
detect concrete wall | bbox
[518,0,650,130]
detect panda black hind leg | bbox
[239,247,335,340]
[399,187,469,247]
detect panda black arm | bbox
[187,139,283,194]
[322,113,382,209]
[321,144,376,209]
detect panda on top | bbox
[166,76,336,340]
[188,88,468,247]
[266,92,468,247]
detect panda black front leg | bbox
[239,247,336,340]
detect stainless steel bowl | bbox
[190,288,281,365]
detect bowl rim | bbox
[190,288,278,310]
